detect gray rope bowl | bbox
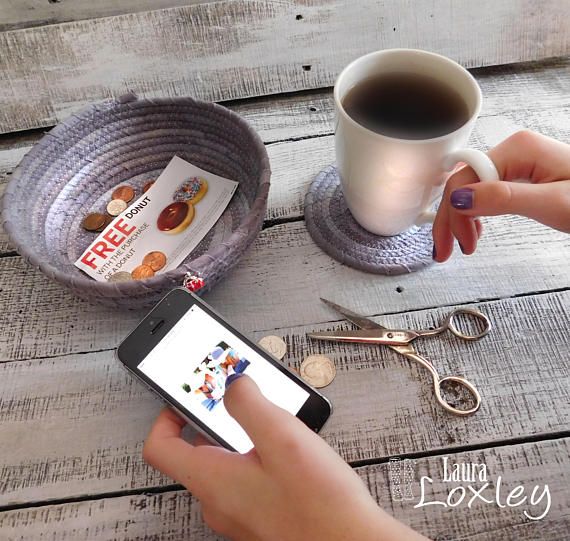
[1,93,271,309]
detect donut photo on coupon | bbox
[157,177,209,235]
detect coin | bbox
[95,214,114,232]
[143,181,155,193]
[142,251,167,272]
[107,271,134,283]
[112,185,135,203]
[258,335,287,360]
[82,213,107,232]
[132,264,155,280]
[300,354,336,388]
[107,199,128,216]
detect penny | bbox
[143,181,155,193]
[300,354,336,388]
[95,214,114,232]
[258,335,287,360]
[82,213,107,232]
[107,271,134,283]
[107,199,128,216]
[112,185,135,203]
[131,264,155,280]
[142,251,167,272]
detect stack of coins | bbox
[107,250,168,283]
[82,184,136,233]
[258,335,336,388]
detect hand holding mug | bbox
[433,130,570,261]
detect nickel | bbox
[132,264,155,280]
[107,199,128,216]
[107,271,134,283]
[258,335,287,360]
[142,251,167,272]
[112,185,135,203]
[82,213,107,232]
[300,354,336,388]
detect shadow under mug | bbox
[334,49,499,236]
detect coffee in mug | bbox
[342,72,470,140]
[334,49,500,236]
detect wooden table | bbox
[0,2,569,539]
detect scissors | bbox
[308,298,491,416]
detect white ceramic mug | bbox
[334,49,499,236]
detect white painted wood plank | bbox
[0,291,568,505]
[0,208,569,363]
[1,0,568,133]
[0,0,208,31]
[1,438,568,540]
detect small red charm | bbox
[183,272,205,293]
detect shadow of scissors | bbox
[308,298,491,416]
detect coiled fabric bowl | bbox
[1,94,271,309]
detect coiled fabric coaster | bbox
[305,165,434,275]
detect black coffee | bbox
[342,72,469,139]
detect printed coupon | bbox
[75,156,238,282]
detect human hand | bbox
[433,130,570,262]
[143,375,427,541]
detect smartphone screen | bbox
[119,289,330,453]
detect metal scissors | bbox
[308,299,491,416]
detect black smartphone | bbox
[117,288,332,453]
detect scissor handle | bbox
[444,308,491,341]
[433,375,481,416]
[404,352,482,415]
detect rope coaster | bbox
[304,165,434,275]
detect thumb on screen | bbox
[223,374,306,457]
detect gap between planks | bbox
[0,291,568,506]
[1,438,568,541]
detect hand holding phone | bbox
[143,375,427,541]
[117,288,331,452]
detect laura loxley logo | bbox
[388,457,551,521]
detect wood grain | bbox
[0,291,568,505]
[1,438,568,540]
[0,207,569,363]
[1,0,569,133]
[0,0,207,31]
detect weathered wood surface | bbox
[0,212,569,363]
[0,0,206,31]
[1,438,568,540]
[1,0,569,133]
[1,290,568,505]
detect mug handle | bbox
[415,149,500,225]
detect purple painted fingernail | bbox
[225,373,245,390]
[450,188,474,210]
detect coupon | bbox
[75,156,238,282]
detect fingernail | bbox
[458,242,465,254]
[432,245,438,260]
[225,373,245,390]
[450,188,474,210]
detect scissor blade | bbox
[319,298,416,356]
[308,329,415,346]
[320,298,383,330]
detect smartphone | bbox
[117,288,332,453]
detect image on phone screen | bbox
[136,303,311,453]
